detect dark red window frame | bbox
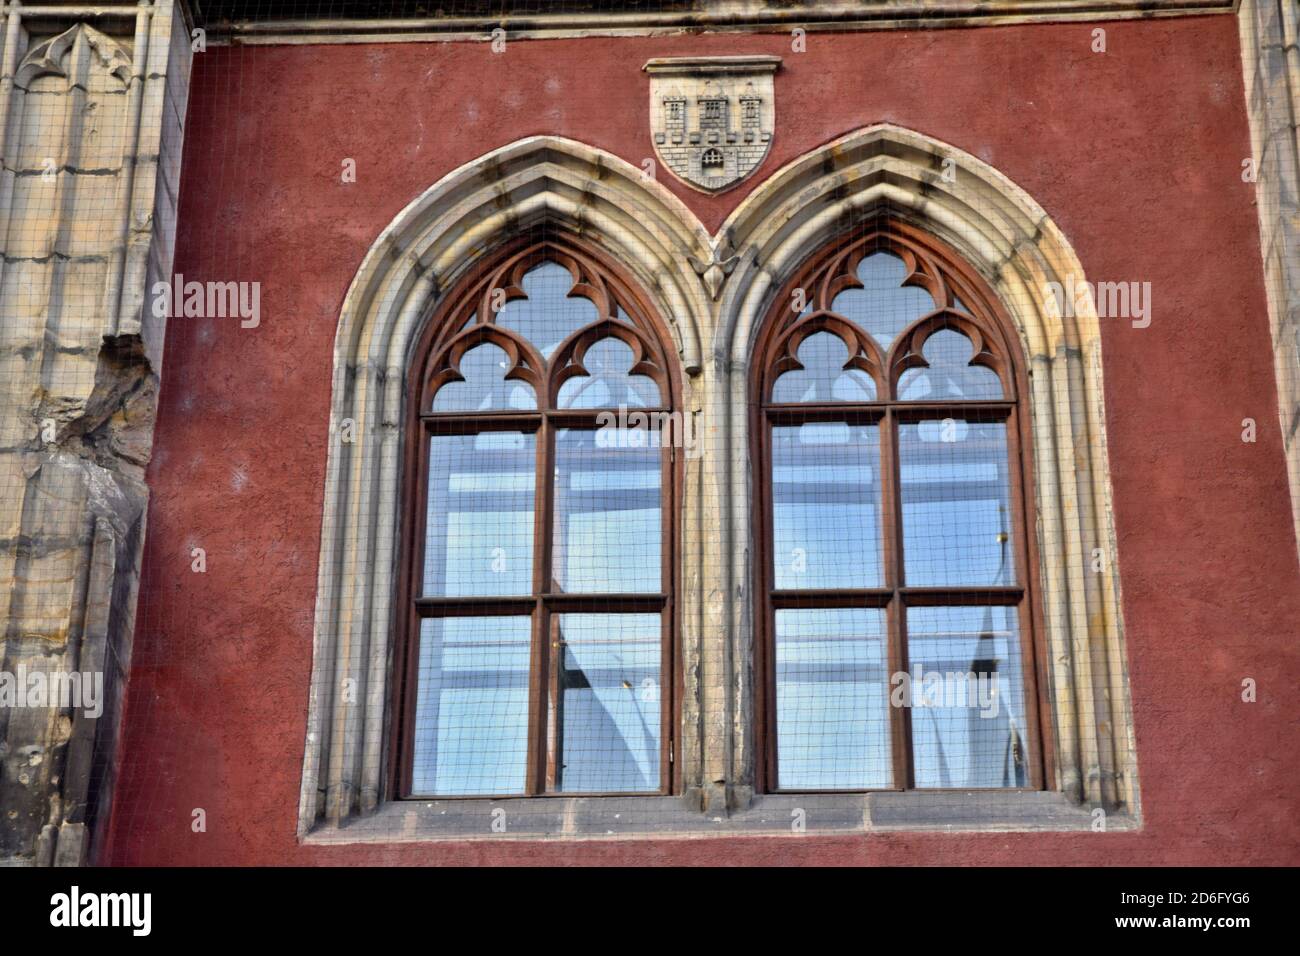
[750,219,1054,794]
[390,232,683,799]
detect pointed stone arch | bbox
[16,23,133,89]
[301,127,1138,837]
[300,136,712,833]
[706,123,1138,814]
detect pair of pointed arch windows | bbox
[396,226,1043,798]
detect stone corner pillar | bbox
[0,0,193,866]
[1238,0,1300,561]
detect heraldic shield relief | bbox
[644,55,780,192]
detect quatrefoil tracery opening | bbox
[424,243,671,414]
[766,237,1015,405]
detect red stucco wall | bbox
[103,15,1300,865]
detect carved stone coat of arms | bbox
[644,55,780,193]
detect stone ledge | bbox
[302,790,1134,844]
[212,0,1235,45]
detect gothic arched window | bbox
[395,237,679,798]
[752,223,1046,793]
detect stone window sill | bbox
[301,790,1137,844]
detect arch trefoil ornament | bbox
[300,127,1137,839]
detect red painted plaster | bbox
[103,15,1300,865]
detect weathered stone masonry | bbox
[0,0,190,866]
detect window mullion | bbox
[882,405,911,790]
[526,413,556,796]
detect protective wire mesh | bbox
[3,0,1297,867]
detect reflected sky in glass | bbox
[553,429,661,594]
[431,342,537,412]
[775,607,892,790]
[557,337,661,409]
[411,616,531,796]
[900,420,1014,587]
[771,331,876,403]
[897,329,1002,401]
[554,613,661,793]
[907,605,1028,788]
[829,253,935,350]
[494,261,598,358]
[772,423,882,589]
[424,432,535,597]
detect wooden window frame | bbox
[750,220,1055,795]
[390,233,684,800]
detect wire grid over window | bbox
[397,237,679,798]
[277,123,1153,842]
[753,223,1046,794]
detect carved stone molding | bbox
[204,1,1236,46]
[16,22,132,88]
[644,55,779,193]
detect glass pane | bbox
[775,608,892,790]
[897,329,1003,400]
[424,432,535,597]
[557,337,661,409]
[553,613,662,793]
[772,423,882,589]
[829,252,935,350]
[899,420,1014,587]
[431,342,537,412]
[494,260,599,358]
[771,331,876,403]
[411,616,532,796]
[553,429,661,593]
[906,605,1029,788]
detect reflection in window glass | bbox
[424,432,535,597]
[899,420,1014,587]
[431,342,538,412]
[829,252,935,350]
[553,429,661,594]
[494,261,598,357]
[771,331,876,403]
[775,608,891,790]
[897,329,1002,401]
[411,616,531,796]
[557,337,661,409]
[906,605,1028,788]
[772,423,881,590]
[554,613,661,793]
